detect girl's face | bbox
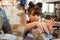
[28,10,40,22]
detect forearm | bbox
[25,22,36,31]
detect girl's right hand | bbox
[35,22,49,34]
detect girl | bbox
[24,2,50,40]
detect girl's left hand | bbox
[46,18,55,30]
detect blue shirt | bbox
[0,7,6,24]
[0,7,11,33]
[21,0,26,5]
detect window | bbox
[49,4,54,13]
[42,3,48,13]
[42,3,54,15]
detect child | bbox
[24,2,50,40]
[26,2,49,32]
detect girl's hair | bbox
[36,2,42,8]
[28,2,42,16]
[28,1,35,13]
[28,1,35,7]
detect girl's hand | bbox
[36,22,49,34]
[46,18,55,30]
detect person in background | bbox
[0,0,11,33]
[20,0,26,10]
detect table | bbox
[0,34,17,40]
